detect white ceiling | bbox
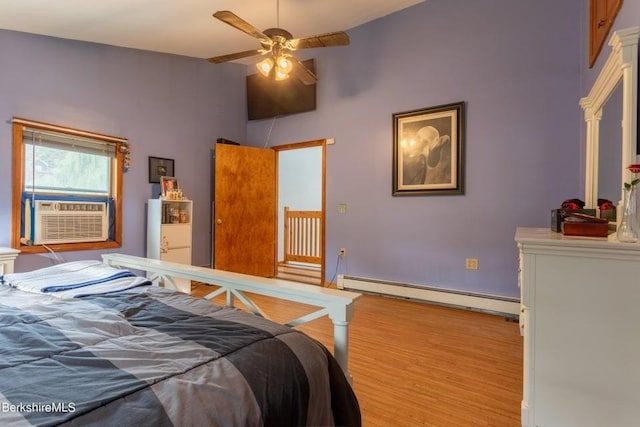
[0,0,425,60]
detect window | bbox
[11,118,125,253]
[24,129,114,195]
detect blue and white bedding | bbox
[0,261,150,299]
[0,262,360,426]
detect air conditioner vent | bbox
[34,201,108,244]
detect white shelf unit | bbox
[515,227,640,427]
[147,199,193,293]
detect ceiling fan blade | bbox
[207,49,263,64]
[289,31,350,50]
[213,11,270,41]
[291,58,318,85]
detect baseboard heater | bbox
[337,274,520,316]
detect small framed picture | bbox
[392,102,465,196]
[160,176,179,198]
[149,157,175,183]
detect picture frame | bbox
[392,102,465,196]
[148,157,175,183]
[160,176,179,198]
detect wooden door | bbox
[214,143,276,277]
[589,0,623,67]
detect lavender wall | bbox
[247,0,583,297]
[0,30,247,271]
[3,0,637,298]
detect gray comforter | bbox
[0,285,360,426]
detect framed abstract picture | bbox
[392,102,465,196]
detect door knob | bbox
[216,219,222,225]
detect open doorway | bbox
[210,140,325,284]
[274,141,325,285]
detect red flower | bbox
[628,164,640,174]
[599,200,615,210]
[562,201,581,210]
[624,164,640,189]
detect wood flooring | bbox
[191,283,523,427]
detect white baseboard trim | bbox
[337,274,520,316]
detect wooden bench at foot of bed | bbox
[101,253,361,380]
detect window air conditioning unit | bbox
[34,200,109,245]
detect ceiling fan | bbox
[207,4,350,85]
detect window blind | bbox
[23,127,116,158]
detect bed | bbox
[0,257,361,426]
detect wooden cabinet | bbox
[516,227,640,426]
[147,199,193,293]
[589,0,623,67]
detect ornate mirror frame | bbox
[580,26,639,209]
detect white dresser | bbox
[0,247,20,275]
[515,227,640,427]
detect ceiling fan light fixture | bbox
[256,57,274,77]
[276,55,293,74]
[274,68,290,81]
[209,7,348,85]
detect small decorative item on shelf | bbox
[616,164,640,243]
[561,198,585,210]
[179,207,189,223]
[562,212,609,237]
[598,198,616,222]
[160,176,185,200]
[551,199,596,232]
[169,206,180,224]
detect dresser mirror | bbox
[597,81,623,204]
[580,26,639,210]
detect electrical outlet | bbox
[465,258,479,270]
[339,248,347,257]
